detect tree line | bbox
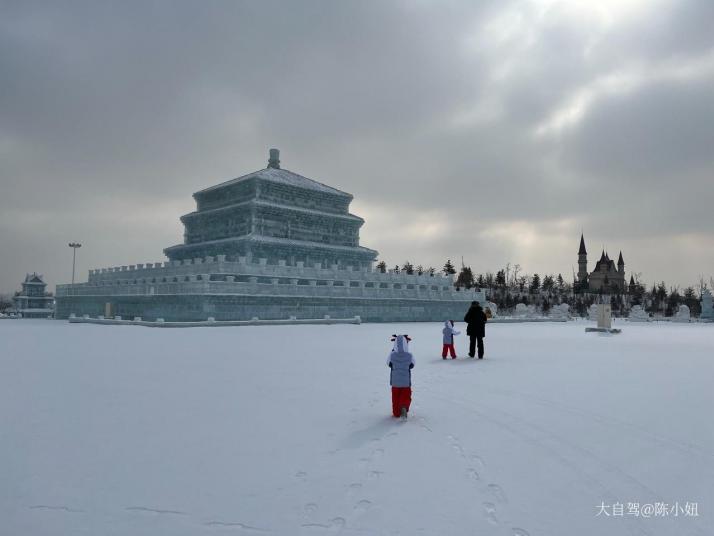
[374,258,712,318]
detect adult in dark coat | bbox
[464,301,487,359]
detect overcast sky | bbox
[1,0,713,293]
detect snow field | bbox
[1,320,712,535]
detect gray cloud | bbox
[1,0,713,294]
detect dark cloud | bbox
[1,0,713,293]
[566,75,714,182]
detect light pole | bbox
[69,242,82,295]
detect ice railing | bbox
[56,255,486,301]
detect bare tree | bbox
[0,293,13,312]
[699,274,711,293]
[512,264,521,289]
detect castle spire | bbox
[578,234,587,255]
[617,251,624,265]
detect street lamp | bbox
[69,242,82,294]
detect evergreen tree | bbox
[655,282,668,314]
[666,287,681,317]
[393,265,401,274]
[542,274,554,292]
[575,297,587,317]
[443,259,456,276]
[505,293,514,311]
[376,260,387,273]
[610,295,620,316]
[416,265,424,276]
[684,286,700,316]
[427,267,436,277]
[456,266,475,289]
[402,261,414,275]
[495,269,506,287]
[530,273,541,293]
[556,273,564,290]
[476,273,485,288]
[646,284,658,313]
[518,275,527,292]
[542,298,551,314]
[630,278,645,306]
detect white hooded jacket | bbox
[442,320,461,344]
[388,335,415,388]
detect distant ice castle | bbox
[56,149,484,322]
[575,234,627,293]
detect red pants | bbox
[391,387,412,417]
[442,344,456,358]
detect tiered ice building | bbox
[56,149,485,322]
[12,273,54,318]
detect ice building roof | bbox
[196,166,351,198]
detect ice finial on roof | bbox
[267,148,280,169]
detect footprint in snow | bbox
[204,520,269,532]
[125,506,187,516]
[466,468,480,480]
[301,522,331,531]
[482,502,498,525]
[330,517,346,529]
[512,529,530,536]
[469,454,486,468]
[300,518,346,532]
[303,503,318,518]
[488,483,508,503]
[447,435,465,455]
[29,505,84,514]
[354,500,372,513]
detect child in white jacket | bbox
[441,320,460,359]
[388,334,415,418]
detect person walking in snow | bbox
[388,334,415,419]
[464,301,488,359]
[441,320,460,359]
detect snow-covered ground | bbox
[1,319,712,536]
